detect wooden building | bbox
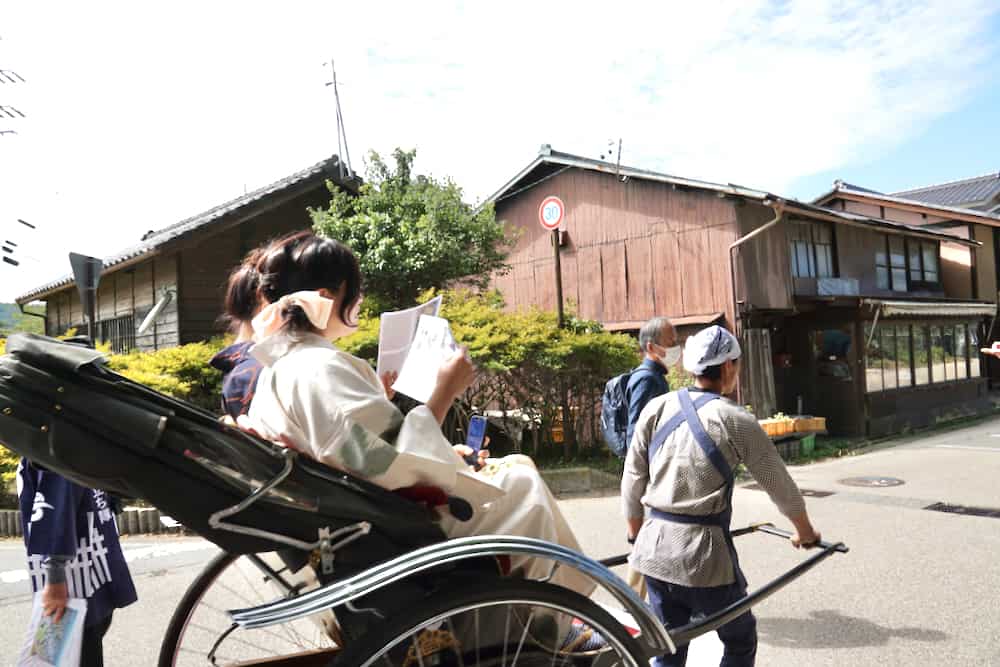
[15,155,359,351]
[486,146,997,437]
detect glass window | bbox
[913,325,931,386]
[897,325,913,387]
[909,244,922,282]
[969,323,981,378]
[876,266,890,290]
[789,221,834,279]
[882,326,898,390]
[875,242,888,289]
[864,323,883,393]
[930,326,948,382]
[816,244,833,279]
[889,237,907,291]
[955,324,968,380]
[922,243,939,283]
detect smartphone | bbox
[464,415,488,466]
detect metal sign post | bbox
[538,196,566,329]
[69,252,103,342]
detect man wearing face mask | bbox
[626,317,681,451]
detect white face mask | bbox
[653,344,682,368]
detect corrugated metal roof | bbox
[892,172,1000,209]
[16,154,359,303]
[486,146,980,248]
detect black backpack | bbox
[600,367,651,458]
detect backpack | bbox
[600,367,649,458]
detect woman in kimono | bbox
[244,232,591,595]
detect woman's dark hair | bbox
[257,232,362,334]
[222,248,265,328]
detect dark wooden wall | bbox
[45,255,180,350]
[176,187,331,343]
[40,183,334,349]
[735,204,793,311]
[493,168,739,329]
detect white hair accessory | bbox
[682,325,742,375]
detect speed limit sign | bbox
[538,196,565,231]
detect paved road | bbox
[2,416,1000,665]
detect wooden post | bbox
[553,229,574,454]
[553,229,565,328]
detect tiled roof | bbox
[893,172,1000,208]
[832,180,883,196]
[814,180,1000,225]
[16,154,359,303]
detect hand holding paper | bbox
[393,314,466,403]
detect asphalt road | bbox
[2,415,1000,665]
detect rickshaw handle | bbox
[597,521,848,568]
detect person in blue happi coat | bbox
[17,459,137,667]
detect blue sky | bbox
[790,68,1000,200]
[1,1,999,300]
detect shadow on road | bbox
[758,609,948,649]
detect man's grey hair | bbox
[638,317,675,352]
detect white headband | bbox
[682,325,742,375]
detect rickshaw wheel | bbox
[159,550,339,667]
[331,578,646,667]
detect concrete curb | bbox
[0,507,188,538]
[539,467,620,497]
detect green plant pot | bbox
[800,434,816,456]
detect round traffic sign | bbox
[538,196,565,230]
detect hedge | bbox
[339,290,640,460]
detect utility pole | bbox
[324,59,353,180]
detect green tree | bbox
[311,148,515,311]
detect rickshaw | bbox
[0,333,848,666]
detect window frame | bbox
[865,320,979,393]
[790,220,837,280]
[876,235,941,293]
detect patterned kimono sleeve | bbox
[296,356,460,493]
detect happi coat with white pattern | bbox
[17,460,137,625]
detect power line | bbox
[0,69,25,83]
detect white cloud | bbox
[0,0,996,299]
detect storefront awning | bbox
[862,299,997,319]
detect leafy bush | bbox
[339,289,640,459]
[107,339,229,411]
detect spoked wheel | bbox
[332,578,647,667]
[159,551,340,667]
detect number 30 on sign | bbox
[538,196,565,231]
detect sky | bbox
[1,0,998,301]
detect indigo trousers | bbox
[645,574,757,667]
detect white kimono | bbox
[247,332,593,593]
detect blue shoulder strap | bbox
[647,388,720,463]
[677,388,733,482]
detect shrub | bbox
[339,289,640,459]
[107,338,229,411]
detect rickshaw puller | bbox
[622,325,821,667]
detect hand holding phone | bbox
[464,415,488,467]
